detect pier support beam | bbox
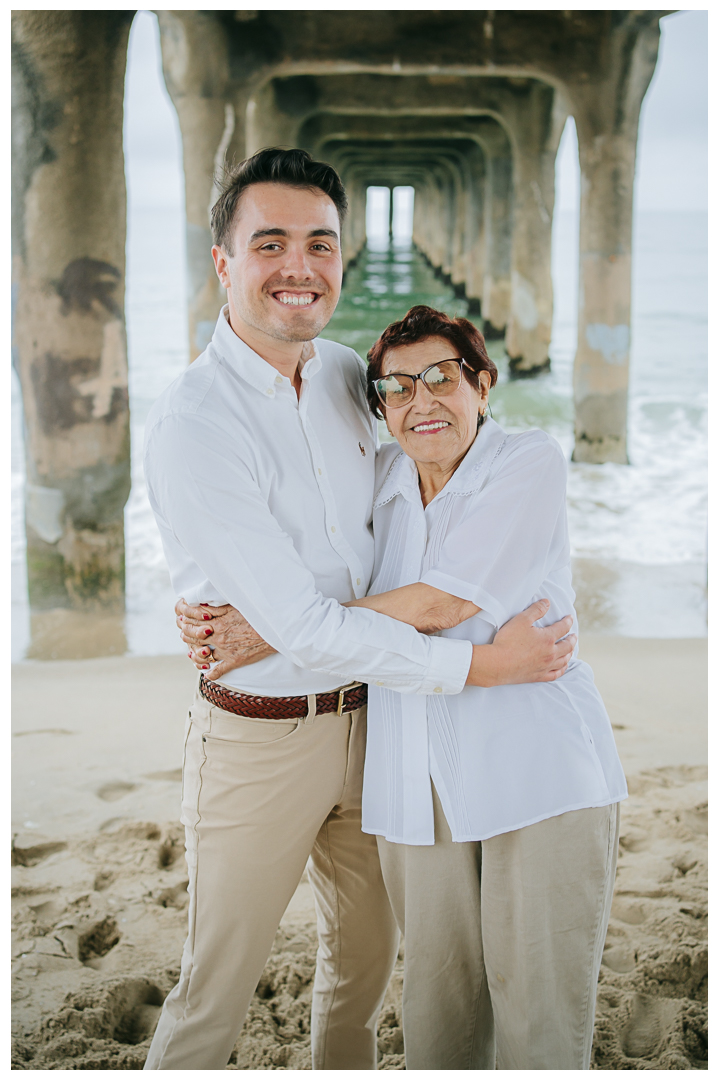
[475,125,513,337]
[157,12,246,359]
[569,22,662,463]
[503,81,564,374]
[12,11,133,615]
[344,175,368,266]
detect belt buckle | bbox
[336,681,362,716]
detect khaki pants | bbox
[377,787,620,1070]
[145,691,399,1070]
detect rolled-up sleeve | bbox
[145,412,472,695]
[421,436,567,628]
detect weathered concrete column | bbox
[503,81,565,373]
[458,147,485,313]
[475,127,513,337]
[156,12,247,359]
[344,175,367,266]
[444,154,472,293]
[12,11,133,616]
[419,161,456,276]
[246,76,313,155]
[569,22,662,462]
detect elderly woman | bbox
[351,305,627,1070]
[179,305,626,1070]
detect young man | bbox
[143,148,574,1070]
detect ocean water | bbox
[10,204,707,660]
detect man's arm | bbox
[146,411,472,696]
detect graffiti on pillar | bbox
[27,258,129,434]
[55,257,122,318]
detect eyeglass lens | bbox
[376,360,463,408]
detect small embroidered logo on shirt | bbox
[359,443,366,456]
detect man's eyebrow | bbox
[249,227,339,243]
[249,228,289,242]
[308,228,339,240]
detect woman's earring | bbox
[486,401,493,419]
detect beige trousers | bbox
[145,691,399,1070]
[377,787,620,1070]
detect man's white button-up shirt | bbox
[143,308,473,697]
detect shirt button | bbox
[318,468,322,475]
[275,375,282,385]
[356,578,361,586]
[266,389,273,396]
[376,681,384,687]
[434,686,442,693]
[331,526,336,533]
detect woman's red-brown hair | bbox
[366,305,498,419]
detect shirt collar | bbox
[211,305,322,398]
[373,417,508,510]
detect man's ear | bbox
[212,244,230,288]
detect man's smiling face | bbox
[213,182,343,347]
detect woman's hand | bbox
[467,600,576,687]
[175,599,276,681]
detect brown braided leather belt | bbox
[199,674,367,719]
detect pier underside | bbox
[12,9,665,610]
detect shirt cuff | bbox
[419,635,473,696]
[420,569,507,629]
[182,584,229,607]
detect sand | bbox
[11,638,707,1070]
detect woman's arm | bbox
[345,582,479,633]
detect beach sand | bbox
[12,637,707,1070]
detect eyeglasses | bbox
[373,358,469,409]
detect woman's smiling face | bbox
[381,336,490,477]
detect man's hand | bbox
[467,600,576,688]
[176,599,276,681]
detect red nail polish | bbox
[203,614,211,621]
[202,649,209,656]
[202,665,209,670]
[204,628,213,636]
[187,652,192,659]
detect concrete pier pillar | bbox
[572,126,636,463]
[246,77,310,155]
[156,13,243,359]
[459,148,486,313]
[504,81,563,374]
[12,11,133,616]
[570,23,661,463]
[477,129,513,338]
[346,176,367,265]
[504,142,553,369]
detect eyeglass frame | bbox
[372,358,472,409]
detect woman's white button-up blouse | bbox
[362,418,628,845]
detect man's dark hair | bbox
[366,305,498,420]
[211,148,348,253]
